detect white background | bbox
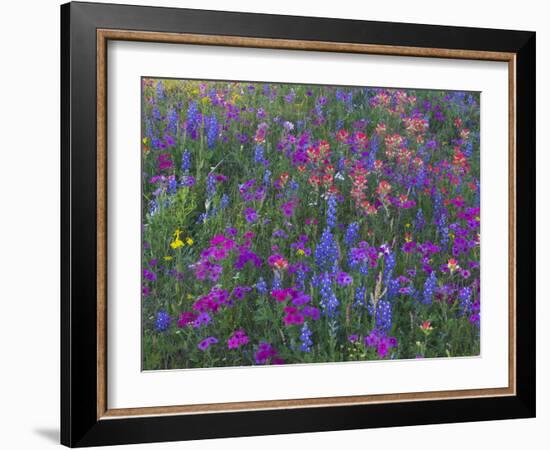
[109,42,509,409]
[0,0,546,449]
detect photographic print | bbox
[141,78,481,370]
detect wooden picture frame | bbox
[61,1,535,446]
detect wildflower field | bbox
[142,78,480,370]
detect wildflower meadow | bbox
[141,78,480,370]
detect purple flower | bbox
[232,286,252,300]
[336,271,353,286]
[255,342,278,364]
[143,269,157,282]
[282,306,305,326]
[364,330,379,347]
[227,329,249,349]
[280,200,297,217]
[177,311,197,327]
[180,175,196,187]
[377,337,389,358]
[302,306,321,321]
[193,312,211,328]
[243,207,258,223]
[198,336,218,351]
[234,248,262,270]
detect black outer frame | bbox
[61,1,536,447]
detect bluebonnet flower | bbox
[144,119,154,142]
[354,286,366,307]
[208,87,217,103]
[464,141,473,158]
[314,227,339,272]
[288,180,299,191]
[186,101,200,139]
[387,278,400,302]
[458,286,472,314]
[433,190,443,222]
[206,175,216,197]
[263,169,272,186]
[156,81,165,100]
[167,108,178,135]
[319,272,339,318]
[272,272,282,291]
[284,89,296,103]
[422,272,437,304]
[344,222,360,247]
[220,194,230,210]
[155,310,171,332]
[254,144,267,165]
[255,277,268,295]
[152,106,161,121]
[437,213,450,246]
[206,113,219,149]
[151,137,162,150]
[299,322,313,352]
[167,177,177,195]
[149,199,159,217]
[326,195,338,229]
[375,300,393,332]
[415,166,426,189]
[383,251,396,285]
[295,267,307,291]
[338,156,346,173]
[415,208,425,231]
[181,150,191,173]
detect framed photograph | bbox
[61,1,536,447]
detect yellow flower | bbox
[405,223,411,228]
[163,256,173,261]
[170,228,184,249]
[296,249,305,256]
[170,239,184,249]
[201,97,211,105]
[142,137,148,145]
[186,237,194,246]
